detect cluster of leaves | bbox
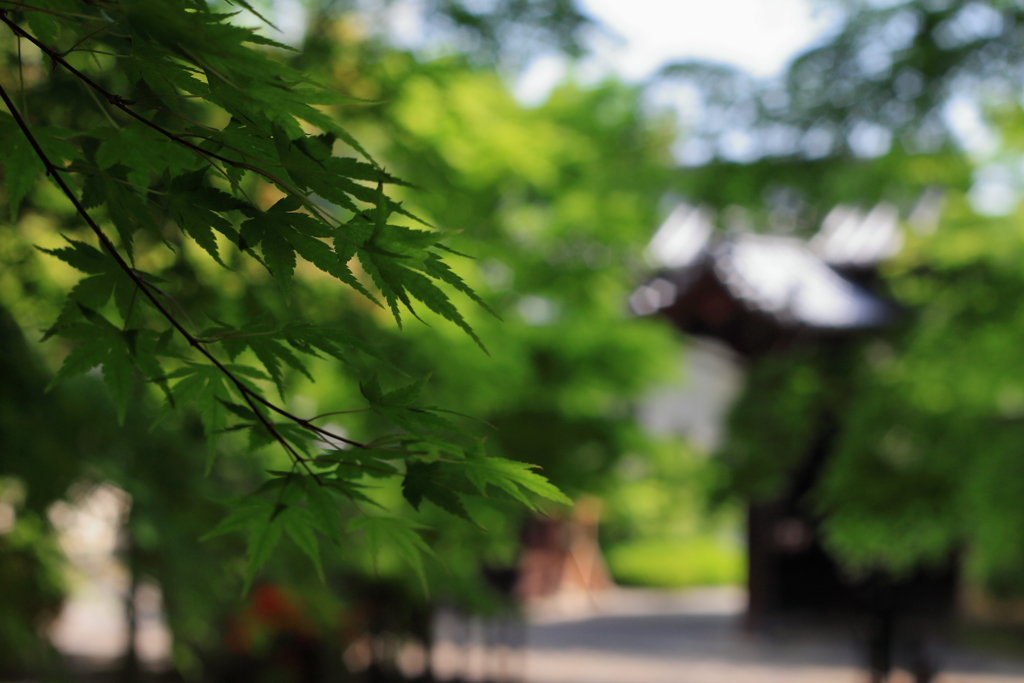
[0,0,569,591]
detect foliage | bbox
[716,187,1024,588]
[600,436,743,589]
[606,536,743,588]
[0,0,573,608]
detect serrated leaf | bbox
[168,193,231,267]
[463,449,573,510]
[164,364,235,470]
[246,336,311,397]
[97,122,195,188]
[304,480,343,546]
[421,253,502,321]
[324,450,399,480]
[26,8,58,44]
[278,322,397,371]
[0,120,80,220]
[244,509,283,594]
[359,373,384,404]
[402,461,472,523]
[383,373,431,407]
[332,233,382,306]
[12,0,540,600]
[201,498,272,541]
[347,516,438,592]
[103,339,136,423]
[38,238,111,274]
[48,332,109,389]
[227,0,279,30]
[375,405,463,437]
[281,507,324,582]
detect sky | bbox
[515,0,839,104]
[580,0,837,80]
[298,0,840,106]
[267,0,840,107]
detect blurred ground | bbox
[44,583,1024,682]
[515,588,1024,683]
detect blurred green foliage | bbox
[607,536,744,588]
[686,0,1024,597]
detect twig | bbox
[308,408,370,420]
[132,104,220,133]
[60,16,121,57]
[194,329,285,344]
[0,11,350,231]
[17,33,25,120]
[68,48,130,58]
[0,0,95,20]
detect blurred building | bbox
[635,203,956,630]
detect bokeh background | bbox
[9,0,1024,681]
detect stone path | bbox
[515,588,1024,683]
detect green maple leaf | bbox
[402,461,473,523]
[347,516,439,592]
[462,443,573,510]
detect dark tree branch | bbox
[0,76,329,482]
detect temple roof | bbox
[633,204,897,354]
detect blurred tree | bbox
[665,0,1024,595]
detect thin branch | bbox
[135,278,201,335]
[0,0,95,20]
[130,94,204,101]
[0,12,349,231]
[63,164,169,195]
[244,391,369,450]
[308,408,370,420]
[0,12,238,168]
[132,103,220,132]
[194,329,284,344]
[0,78,325,483]
[68,48,130,58]
[177,133,284,166]
[17,33,25,120]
